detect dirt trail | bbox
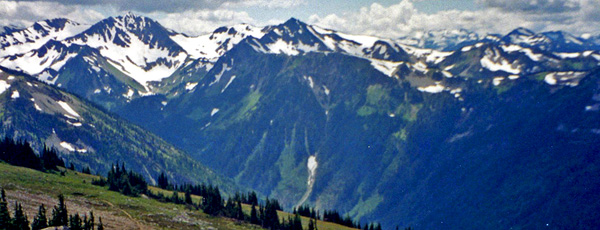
[101,199,144,230]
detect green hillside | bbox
[0,162,358,230]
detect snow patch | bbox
[10,90,19,99]
[555,52,580,59]
[323,85,330,95]
[34,103,42,111]
[60,142,75,152]
[211,108,220,116]
[221,75,236,93]
[543,72,586,86]
[123,88,134,99]
[370,59,403,77]
[0,80,11,94]
[303,76,315,89]
[57,101,81,118]
[493,77,505,86]
[185,82,198,91]
[480,55,520,74]
[417,84,445,93]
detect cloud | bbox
[0,1,104,27]
[477,0,580,13]
[308,1,417,38]
[8,0,304,13]
[308,0,600,39]
[222,0,305,9]
[151,9,255,36]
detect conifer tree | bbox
[31,204,48,230]
[69,213,82,230]
[97,217,104,230]
[89,211,94,230]
[49,194,68,226]
[0,189,12,230]
[12,202,30,230]
[184,190,192,204]
[236,201,244,221]
[250,204,259,225]
[157,172,169,189]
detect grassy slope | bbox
[0,163,357,230]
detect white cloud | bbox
[308,0,600,39]
[0,1,104,27]
[151,9,256,36]
[222,0,305,9]
[308,1,417,38]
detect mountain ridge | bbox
[1,14,600,229]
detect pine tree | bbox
[69,213,82,230]
[87,211,94,230]
[308,218,316,230]
[236,201,244,221]
[49,194,68,226]
[0,189,12,230]
[184,190,192,204]
[97,217,104,230]
[250,204,259,225]
[170,191,180,204]
[12,202,30,230]
[31,204,48,230]
[157,172,169,189]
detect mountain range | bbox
[1,13,600,229]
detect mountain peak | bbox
[508,27,536,36]
[282,17,307,28]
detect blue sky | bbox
[1,0,599,38]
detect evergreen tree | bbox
[86,211,94,230]
[170,191,180,204]
[184,190,192,204]
[157,172,169,189]
[236,201,244,221]
[250,204,259,225]
[49,194,68,226]
[69,213,82,230]
[41,146,64,171]
[69,163,75,171]
[0,189,12,230]
[97,217,104,230]
[12,202,30,230]
[31,204,47,230]
[308,218,315,230]
[290,213,302,230]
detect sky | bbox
[1,0,600,39]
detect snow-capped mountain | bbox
[170,23,266,60]
[0,18,87,57]
[2,14,600,230]
[500,27,593,52]
[64,13,188,88]
[397,29,481,51]
[1,14,599,106]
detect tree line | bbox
[0,189,103,230]
[0,137,65,172]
